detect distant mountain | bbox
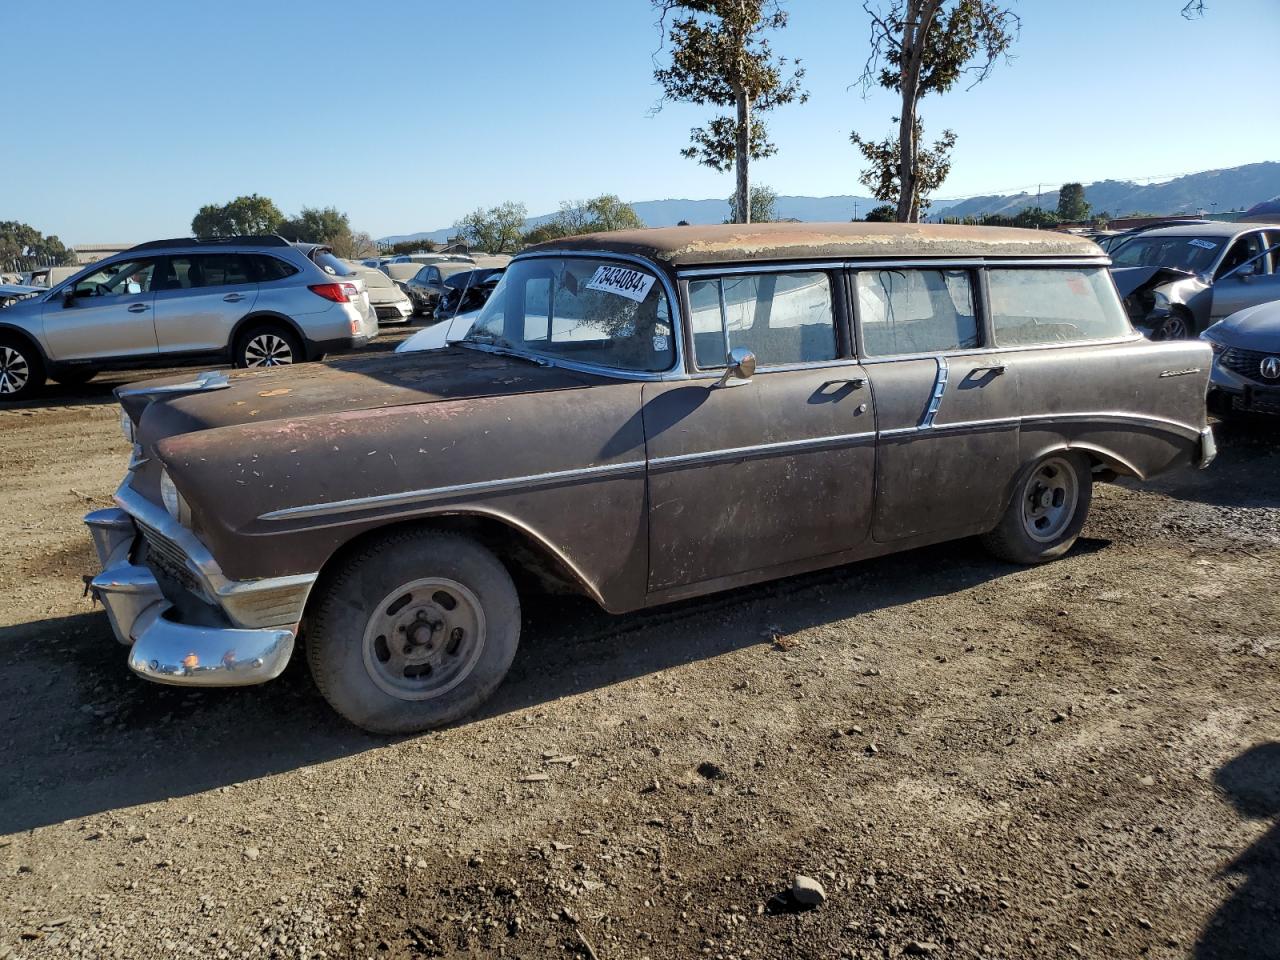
[937,162,1280,221]
[378,162,1280,243]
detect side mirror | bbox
[718,346,757,386]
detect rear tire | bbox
[306,530,521,734]
[0,335,45,401]
[234,323,303,369]
[982,452,1093,564]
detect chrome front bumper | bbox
[85,507,296,687]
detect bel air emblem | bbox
[1262,356,1280,380]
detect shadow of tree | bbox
[1196,743,1280,959]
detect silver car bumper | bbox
[85,507,296,687]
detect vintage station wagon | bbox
[85,223,1215,733]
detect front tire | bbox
[0,336,45,401]
[306,529,521,734]
[1149,310,1192,340]
[982,453,1093,564]
[234,324,303,368]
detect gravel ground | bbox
[0,343,1277,960]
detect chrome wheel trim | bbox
[361,577,487,701]
[1020,457,1079,543]
[244,333,294,367]
[0,346,30,395]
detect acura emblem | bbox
[1263,356,1280,380]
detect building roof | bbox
[525,221,1101,267]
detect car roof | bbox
[524,221,1101,267]
[1126,223,1274,240]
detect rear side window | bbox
[253,255,299,282]
[987,268,1131,346]
[311,249,355,277]
[687,272,837,369]
[856,269,978,356]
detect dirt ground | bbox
[1,339,1278,960]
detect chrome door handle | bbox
[972,364,1006,375]
[223,293,246,302]
[127,303,149,313]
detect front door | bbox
[1210,231,1280,321]
[644,269,876,595]
[152,253,260,353]
[41,257,160,361]
[854,266,1019,542]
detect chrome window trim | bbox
[675,256,1110,279]
[855,333,1145,365]
[649,431,876,469]
[495,251,687,382]
[259,459,649,522]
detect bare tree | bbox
[851,0,1018,222]
[652,0,806,224]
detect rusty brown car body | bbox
[84,223,1216,732]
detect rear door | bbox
[854,265,1019,543]
[643,268,876,595]
[41,257,160,360]
[152,253,260,353]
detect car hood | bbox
[123,347,606,446]
[1206,302,1280,351]
[1110,265,1200,299]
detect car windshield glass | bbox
[1109,236,1222,273]
[310,248,356,277]
[464,257,674,373]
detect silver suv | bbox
[0,236,379,401]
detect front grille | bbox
[1221,346,1280,384]
[138,522,201,594]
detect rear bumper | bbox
[85,507,296,687]
[1197,425,1217,469]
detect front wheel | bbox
[1149,311,1192,340]
[234,324,303,368]
[982,453,1093,564]
[305,529,521,734]
[0,337,45,401]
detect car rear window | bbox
[310,249,356,277]
[987,268,1132,346]
[254,255,299,282]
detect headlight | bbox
[120,410,136,444]
[158,469,190,525]
[1199,324,1226,355]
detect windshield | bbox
[464,257,674,373]
[1110,235,1222,273]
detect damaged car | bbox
[1202,300,1280,415]
[84,222,1216,734]
[1110,223,1280,339]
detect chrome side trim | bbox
[258,459,649,522]
[114,483,317,628]
[880,410,1201,441]
[649,431,876,469]
[675,256,1111,278]
[858,334,1145,365]
[116,369,229,397]
[920,357,949,427]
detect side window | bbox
[428,268,441,285]
[414,267,432,284]
[1217,234,1265,278]
[184,254,254,287]
[856,269,978,357]
[686,272,837,369]
[71,258,156,298]
[987,268,1131,346]
[252,255,298,282]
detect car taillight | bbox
[309,282,360,303]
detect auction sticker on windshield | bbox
[585,265,656,303]
[1188,239,1218,250]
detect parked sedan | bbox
[84,222,1214,734]
[1110,222,1280,339]
[403,261,475,316]
[432,268,504,321]
[349,263,414,323]
[1202,301,1280,415]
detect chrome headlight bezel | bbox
[158,468,191,526]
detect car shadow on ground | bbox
[1126,417,1280,509]
[1195,742,1280,959]
[0,537,1080,834]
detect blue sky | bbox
[5,0,1276,243]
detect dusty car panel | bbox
[84,221,1216,734]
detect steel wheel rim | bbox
[0,346,30,395]
[1020,457,1079,543]
[244,334,293,367]
[361,577,486,701]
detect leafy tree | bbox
[455,202,527,254]
[1056,182,1091,222]
[521,222,569,246]
[726,184,778,223]
[0,221,76,269]
[652,1,807,224]
[191,194,284,238]
[864,204,898,222]
[851,0,1018,222]
[583,195,645,232]
[385,239,439,255]
[277,206,351,245]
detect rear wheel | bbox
[306,530,521,734]
[982,453,1093,564]
[234,324,303,368]
[0,336,45,401]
